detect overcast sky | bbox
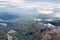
[0,0,60,18]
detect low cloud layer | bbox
[0,0,60,18]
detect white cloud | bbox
[15,2,60,9]
[36,7,54,14]
[54,12,60,18]
[0,0,60,9]
[34,18,42,21]
[9,0,24,2]
[0,23,7,26]
[44,19,53,21]
[0,0,25,8]
[8,1,60,14]
[0,0,60,15]
[37,9,53,14]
